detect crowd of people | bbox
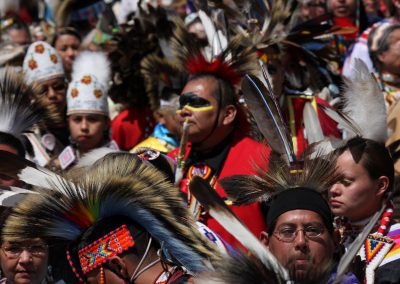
[0,0,399,283]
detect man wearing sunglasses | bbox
[170,71,270,250]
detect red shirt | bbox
[169,132,270,250]
[111,107,155,150]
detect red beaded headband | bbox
[78,224,136,274]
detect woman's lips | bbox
[329,199,343,207]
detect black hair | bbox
[0,132,25,157]
[51,27,82,46]
[368,24,400,72]
[337,137,394,193]
[187,73,237,108]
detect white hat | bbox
[66,51,110,116]
[23,41,65,84]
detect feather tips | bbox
[221,152,341,206]
[0,68,44,138]
[71,51,111,85]
[342,59,387,142]
[241,74,294,163]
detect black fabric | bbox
[186,132,233,174]
[267,187,333,234]
[375,258,400,284]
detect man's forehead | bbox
[275,209,325,225]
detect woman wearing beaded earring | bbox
[329,137,400,283]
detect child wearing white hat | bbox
[58,51,118,170]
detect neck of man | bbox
[134,261,167,284]
[193,124,234,153]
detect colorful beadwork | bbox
[78,225,135,274]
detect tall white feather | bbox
[75,147,121,168]
[343,59,387,142]
[71,51,111,84]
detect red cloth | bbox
[111,107,155,150]
[333,17,359,40]
[286,96,340,156]
[169,133,270,250]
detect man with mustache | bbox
[260,188,357,283]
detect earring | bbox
[100,266,105,284]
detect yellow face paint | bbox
[176,105,214,114]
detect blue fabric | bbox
[152,123,179,148]
[326,266,360,284]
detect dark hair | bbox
[368,24,400,71]
[51,27,82,46]
[0,132,25,157]
[337,137,394,193]
[187,73,237,108]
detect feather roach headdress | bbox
[2,153,222,281]
[219,150,340,206]
[171,18,258,86]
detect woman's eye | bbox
[341,179,352,186]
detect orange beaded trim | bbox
[78,224,135,274]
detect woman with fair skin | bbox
[329,137,400,283]
[0,209,50,284]
[52,28,81,80]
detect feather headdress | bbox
[3,153,222,280]
[219,150,340,206]
[340,59,387,142]
[0,68,45,139]
[195,251,288,284]
[140,53,183,112]
[171,18,257,86]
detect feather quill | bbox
[303,102,324,144]
[0,150,73,193]
[242,74,295,164]
[189,176,290,282]
[75,147,121,169]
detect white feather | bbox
[0,186,37,207]
[71,51,111,85]
[75,147,121,168]
[0,68,39,138]
[343,59,387,142]
[303,102,324,144]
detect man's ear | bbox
[154,110,165,125]
[107,255,130,279]
[260,231,269,248]
[376,176,389,198]
[222,105,237,126]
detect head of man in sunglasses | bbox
[177,74,238,151]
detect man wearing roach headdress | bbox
[168,35,270,249]
[1,154,222,284]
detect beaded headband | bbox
[78,225,135,274]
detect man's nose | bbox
[18,249,33,263]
